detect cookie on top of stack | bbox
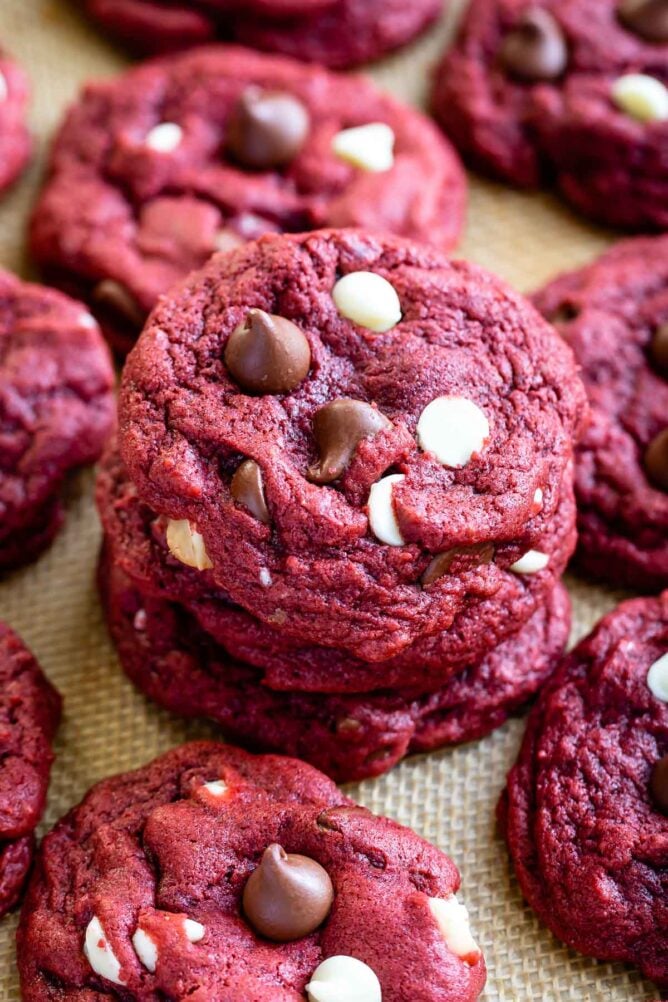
[98,227,586,782]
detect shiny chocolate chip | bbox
[619,0,668,42]
[227,87,310,170]
[231,459,270,524]
[307,398,391,484]
[224,308,311,394]
[645,427,668,492]
[422,542,495,586]
[500,7,568,81]
[242,843,333,942]
[650,753,668,814]
[92,279,147,329]
[650,322,668,377]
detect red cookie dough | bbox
[0,268,115,571]
[97,444,576,693]
[30,45,466,354]
[432,0,668,230]
[499,593,668,989]
[119,229,585,662]
[100,546,570,782]
[18,742,487,1001]
[534,235,668,591]
[84,0,443,67]
[0,622,61,917]
[0,49,30,195]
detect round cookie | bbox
[499,593,668,988]
[30,45,466,355]
[97,444,576,693]
[534,235,668,591]
[18,741,487,1000]
[0,268,115,571]
[100,547,570,782]
[84,0,443,68]
[0,49,30,195]
[432,0,668,230]
[0,622,61,917]
[119,228,586,662]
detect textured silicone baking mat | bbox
[0,1,656,998]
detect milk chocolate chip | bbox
[644,428,668,491]
[242,843,334,942]
[231,460,270,524]
[422,543,495,586]
[224,309,311,394]
[500,7,568,81]
[650,322,668,377]
[308,398,391,483]
[93,279,147,329]
[650,754,668,814]
[619,0,668,41]
[227,87,310,169]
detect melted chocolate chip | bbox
[650,753,668,814]
[231,460,270,524]
[644,428,668,491]
[307,398,391,484]
[242,843,333,942]
[316,805,370,832]
[500,7,568,81]
[619,0,668,42]
[92,279,147,329]
[227,87,310,170]
[650,322,668,377]
[422,542,495,586]
[224,309,311,394]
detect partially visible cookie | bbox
[432,0,668,230]
[18,741,487,1001]
[500,593,668,988]
[534,235,668,591]
[100,544,570,782]
[84,0,443,67]
[31,45,466,354]
[0,622,61,917]
[0,49,30,195]
[0,268,115,571]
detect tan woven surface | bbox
[0,1,657,998]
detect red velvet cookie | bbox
[0,268,115,571]
[97,444,576,693]
[119,229,585,662]
[499,593,668,989]
[534,235,668,591]
[84,0,443,68]
[30,45,465,355]
[18,741,487,1001]
[0,49,30,195]
[432,0,668,230]
[0,622,61,917]
[100,546,570,782]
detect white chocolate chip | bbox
[202,779,229,797]
[259,567,272,587]
[132,927,158,973]
[0,71,7,103]
[368,473,405,546]
[84,917,125,986]
[647,653,668,702]
[166,519,213,571]
[306,956,381,1002]
[133,609,147,632]
[428,895,481,965]
[533,488,544,507]
[332,272,401,334]
[510,550,549,575]
[183,919,205,943]
[612,74,668,123]
[332,122,395,173]
[78,311,97,329]
[416,396,490,469]
[145,122,183,152]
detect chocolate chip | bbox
[226,87,310,170]
[500,7,568,81]
[650,753,668,814]
[644,428,668,492]
[242,843,333,942]
[650,322,668,377]
[231,460,270,524]
[307,398,391,484]
[224,309,311,394]
[316,805,370,832]
[422,542,495,586]
[619,0,668,42]
[92,279,147,329]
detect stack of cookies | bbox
[97,227,586,782]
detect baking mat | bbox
[0,1,656,998]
